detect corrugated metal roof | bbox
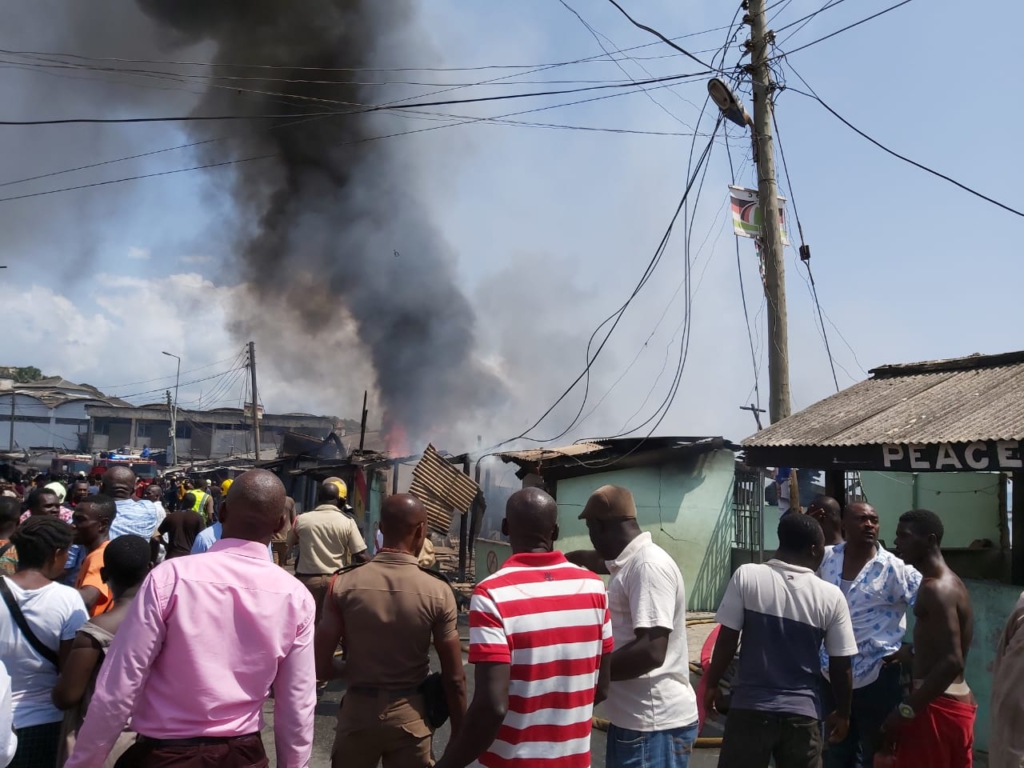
[408,444,481,534]
[743,351,1024,448]
[497,442,605,465]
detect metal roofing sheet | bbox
[408,444,481,534]
[744,355,1024,448]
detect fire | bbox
[385,423,409,457]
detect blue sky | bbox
[0,0,1019,449]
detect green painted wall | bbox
[551,449,736,612]
[475,538,513,578]
[860,471,1001,547]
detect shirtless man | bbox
[880,509,976,767]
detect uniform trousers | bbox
[296,573,332,626]
[332,690,433,768]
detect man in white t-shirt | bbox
[568,485,698,768]
[705,513,857,768]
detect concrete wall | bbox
[860,471,1002,547]
[552,449,736,612]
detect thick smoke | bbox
[131,0,503,448]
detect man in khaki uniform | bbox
[314,494,467,768]
[288,478,368,624]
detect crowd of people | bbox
[0,462,1012,768]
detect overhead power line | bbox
[0,75,714,205]
[479,118,723,455]
[774,0,850,35]
[772,0,915,59]
[118,367,247,401]
[0,70,717,126]
[785,68,1024,218]
[603,0,713,69]
[0,26,737,75]
[96,352,245,390]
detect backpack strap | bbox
[0,578,59,668]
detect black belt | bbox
[347,684,422,699]
[295,573,333,578]
[138,732,261,748]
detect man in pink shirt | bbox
[65,469,316,768]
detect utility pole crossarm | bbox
[748,0,792,424]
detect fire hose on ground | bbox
[592,617,725,749]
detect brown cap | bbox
[579,485,637,521]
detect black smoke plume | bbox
[134,0,503,449]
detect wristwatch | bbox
[897,702,916,719]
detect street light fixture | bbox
[708,78,752,129]
[162,351,181,467]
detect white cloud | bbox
[127,246,150,260]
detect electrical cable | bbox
[0,70,714,126]
[477,118,723,455]
[774,0,850,35]
[556,0,696,131]
[725,132,762,411]
[771,0,915,59]
[0,71,716,205]
[0,26,740,75]
[769,107,840,392]
[118,367,248,401]
[95,352,245,390]
[603,0,713,69]
[784,67,1024,218]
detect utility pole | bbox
[248,341,261,462]
[166,391,176,466]
[8,390,14,452]
[748,0,792,423]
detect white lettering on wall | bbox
[934,443,963,470]
[998,440,1023,469]
[908,445,929,470]
[964,442,990,470]
[882,445,905,468]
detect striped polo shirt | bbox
[469,551,613,768]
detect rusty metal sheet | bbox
[409,444,481,534]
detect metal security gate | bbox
[733,466,765,561]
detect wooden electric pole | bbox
[248,341,261,461]
[748,0,792,423]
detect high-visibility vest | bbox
[190,491,211,521]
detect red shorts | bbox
[894,695,976,768]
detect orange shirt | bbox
[75,539,112,617]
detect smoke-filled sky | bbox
[0,0,1021,454]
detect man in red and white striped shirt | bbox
[436,487,612,768]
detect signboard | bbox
[730,185,790,245]
[881,440,1024,471]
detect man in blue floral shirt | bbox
[817,502,921,768]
